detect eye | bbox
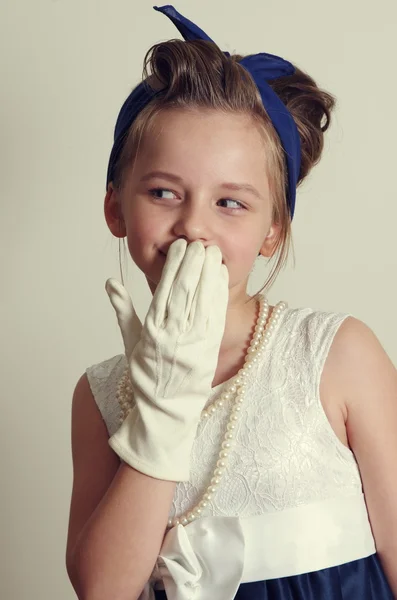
[149,188,177,200]
[217,199,246,210]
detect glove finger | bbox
[105,278,142,356]
[193,245,225,329]
[147,238,187,328]
[167,241,205,328]
[211,263,229,339]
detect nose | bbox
[172,198,212,245]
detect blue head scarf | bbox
[106,5,301,218]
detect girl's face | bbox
[105,108,279,298]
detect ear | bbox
[259,221,282,258]
[104,183,126,238]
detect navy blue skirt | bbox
[154,554,393,599]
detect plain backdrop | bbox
[0,0,396,598]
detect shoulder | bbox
[323,315,396,411]
[70,371,119,475]
[326,316,393,382]
[328,315,380,353]
[71,372,106,437]
[70,352,127,470]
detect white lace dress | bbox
[86,306,393,600]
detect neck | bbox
[210,289,264,388]
[219,291,258,355]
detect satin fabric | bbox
[141,495,376,600]
[154,554,394,600]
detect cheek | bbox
[124,205,167,265]
[224,228,263,264]
[126,229,147,262]
[125,201,157,242]
[220,223,266,285]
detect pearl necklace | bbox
[116,296,288,528]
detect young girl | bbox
[66,5,397,600]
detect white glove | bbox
[106,239,229,481]
[104,280,142,357]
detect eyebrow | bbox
[139,170,263,200]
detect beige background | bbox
[0,0,396,598]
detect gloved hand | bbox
[104,279,142,358]
[105,239,229,481]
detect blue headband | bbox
[106,5,301,218]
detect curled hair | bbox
[113,39,336,294]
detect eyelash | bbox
[148,188,246,211]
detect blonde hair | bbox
[112,39,336,295]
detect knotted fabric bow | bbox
[106,5,301,218]
[139,517,245,600]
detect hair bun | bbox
[267,67,336,182]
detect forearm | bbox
[69,462,175,600]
